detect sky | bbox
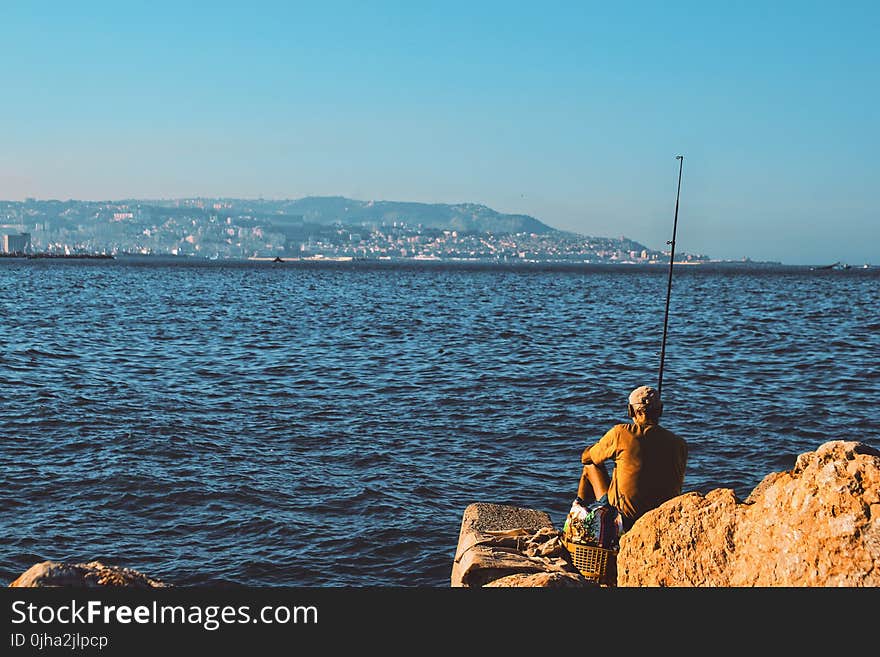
[1,1,877,265]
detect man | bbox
[564,385,688,547]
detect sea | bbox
[1,256,878,587]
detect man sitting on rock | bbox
[564,385,688,548]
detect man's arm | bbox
[581,425,618,466]
[580,445,595,465]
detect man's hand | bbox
[581,447,593,465]
[569,497,588,520]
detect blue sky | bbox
[1,1,877,265]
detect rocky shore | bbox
[8,440,879,588]
[451,440,880,587]
[9,560,168,588]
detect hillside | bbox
[0,196,688,262]
[241,196,556,234]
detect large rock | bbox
[617,440,880,586]
[9,561,169,588]
[451,502,593,587]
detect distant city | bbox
[0,196,728,265]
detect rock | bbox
[457,502,555,536]
[484,572,588,587]
[617,440,880,586]
[9,560,169,588]
[451,502,593,587]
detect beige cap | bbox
[628,385,661,410]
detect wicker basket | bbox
[563,539,618,586]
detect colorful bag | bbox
[562,498,621,550]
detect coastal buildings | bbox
[0,198,711,264]
[1,232,30,254]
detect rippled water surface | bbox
[1,257,878,586]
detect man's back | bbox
[587,420,688,523]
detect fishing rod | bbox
[657,155,684,398]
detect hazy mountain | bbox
[264,196,557,234]
[1,196,715,261]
